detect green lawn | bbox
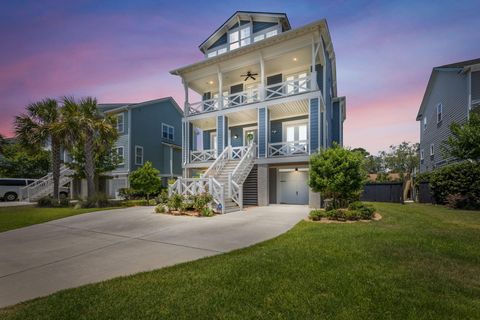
[1,203,479,319]
[0,205,118,232]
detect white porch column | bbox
[311,37,319,91]
[182,78,189,116]
[217,67,223,109]
[259,53,265,100]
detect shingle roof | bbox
[437,58,480,69]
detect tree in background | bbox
[309,143,366,208]
[381,142,419,176]
[60,97,118,199]
[0,141,50,178]
[352,147,385,173]
[0,134,6,154]
[129,162,162,200]
[442,112,480,163]
[14,99,64,199]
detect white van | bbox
[0,178,69,201]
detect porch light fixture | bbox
[295,167,298,171]
[293,57,298,61]
[233,134,238,139]
[208,80,214,85]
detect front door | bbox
[279,170,309,204]
[243,127,258,146]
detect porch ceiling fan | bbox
[240,71,258,81]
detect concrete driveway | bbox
[0,205,308,308]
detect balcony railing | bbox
[190,149,217,162]
[268,141,309,157]
[186,75,313,116]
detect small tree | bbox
[309,143,366,208]
[129,162,161,200]
[442,112,480,163]
[0,141,51,178]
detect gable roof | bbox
[199,11,291,54]
[416,58,480,120]
[100,97,183,116]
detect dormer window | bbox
[229,26,250,51]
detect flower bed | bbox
[154,193,217,217]
[309,201,381,223]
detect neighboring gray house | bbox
[416,58,480,173]
[98,97,183,197]
[169,11,345,212]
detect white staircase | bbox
[169,143,257,213]
[20,165,74,201]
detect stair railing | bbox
[21,165,74,201]
[229,142,257,209]
[202,146,231,178]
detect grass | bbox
[1,203,479,319]
[0,205,119,232]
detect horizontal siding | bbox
[419,70,468,172]
[112,134,129,173]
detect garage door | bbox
[279,170,309,204]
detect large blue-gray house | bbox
[169,11,346,212]
[416,58,480,173]
[99,97,183,197]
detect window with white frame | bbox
[162,124,174,141]
[115,147,124,165]
[437,103,443,123]
[430,143,435,156]
[420,149,424,161]
[423,116,427,130]
[207,51,217,58]
[135,146,143,165]
[229,26,250,51]
[116,114,124,133]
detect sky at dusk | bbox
[0,0,479,154]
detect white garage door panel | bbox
[279,171,308,205]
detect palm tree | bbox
[61,97,117,198]
[14,99,63,199]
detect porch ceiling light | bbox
[208,80,214,85]
[293,57,298,61]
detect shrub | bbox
[156,189,169,205]
[445,194,470,209]
[428,162,480,209]
[37,196,70,208]
[348,201,375,219]
[326,209,347,221]
[199,207,214,217]
[309,210,326,221]
[154,204,167,213]
[129,162,162,200]
[345,210,361,221]
[168,193,184,211]
[309,143,366,209]
[193,193,213,212]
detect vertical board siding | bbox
[217,115,224,153]
[332,101,340,144]
[310,98,319,152]
[419,70,468,172]
[258,108,266,157]
[472,71,480,101]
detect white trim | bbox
[134,145,144,166]
[436,103,443,123]
[115,146,125,165]
[282,119,309,142]
[162,123,175,141]
[127,110,132,172]
[242,126,258,146]
[116,113,125,133]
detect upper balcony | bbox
[187,73,313,116]
[171,18,335,119]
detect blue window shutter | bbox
[217,115,224,153]
[258,108,266,157]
